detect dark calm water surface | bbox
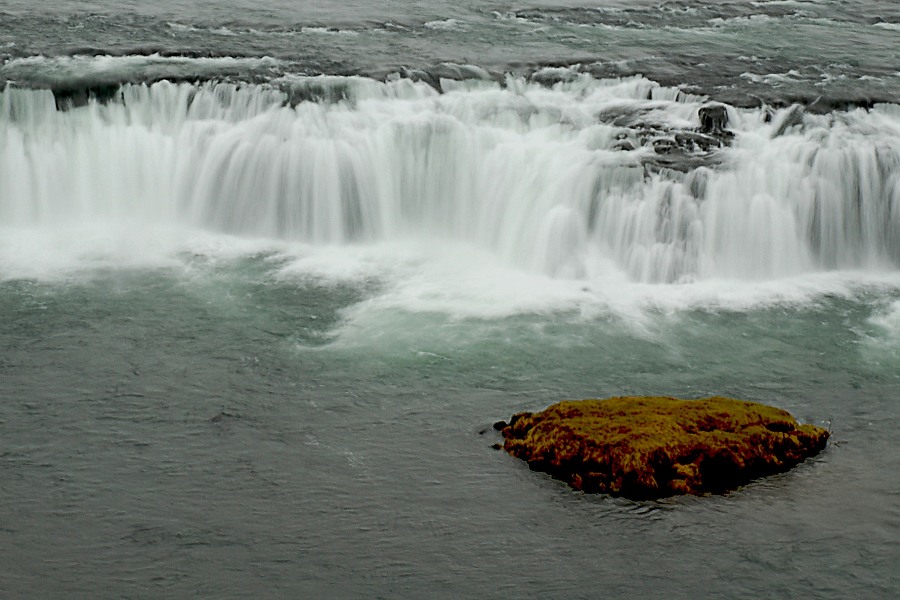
[1,1,899,599]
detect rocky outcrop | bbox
[608,103,735,173]
[498,396,829,499]
[698,102,730,136]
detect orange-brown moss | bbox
[500,396,829,499]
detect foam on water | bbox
[424,19,468,31]
[866,299,900,354]
[267,239,900,349]
[0,54,283,89]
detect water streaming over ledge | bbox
[1,74,898,284]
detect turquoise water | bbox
[2,256,898,598]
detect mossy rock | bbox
[499,396,829,499]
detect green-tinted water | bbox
[2,256,898,598]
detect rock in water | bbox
[499,396,829,499]
[698,103,730,136]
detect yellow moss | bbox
[501,396,829,499]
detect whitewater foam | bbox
[300,27,360,36]
[858,298,900,367]
[424,19,468,31]
[0,54,283,89]
[283,240,900,349]
[868,299,900,342]
[874,22,900,32]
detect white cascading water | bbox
[1,74,898,283]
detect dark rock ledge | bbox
[496,396,829,500]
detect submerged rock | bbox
[499,396,828,499]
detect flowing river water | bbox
[1,1,899,598]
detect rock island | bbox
[497,396,829,499]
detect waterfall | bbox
[1,75,898,283]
